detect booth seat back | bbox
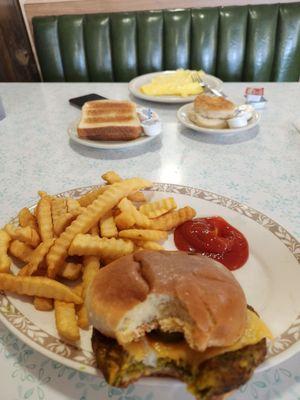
[33,3,300,82]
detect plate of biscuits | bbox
[177,94,260,134]
[68,99,161,149]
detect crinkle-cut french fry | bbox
[139,197,177,219]
[0,274,82,303]
[58,262,82,281]
[53,213,75,237]
[36,197,54,241]
[5,224,40,248]
[128,191,146,202]
[38,191,49,198]
[77,185,108,207]
[62,197,85,218]
[34,296,53,311]
[20,238,55,277]
[69,234,134,261]
[18,208,38,231]
[134,240,165,251]
[150,206,196,231]
[52,198,83,230]
[18,264,31,276]
[47,178,152,279]
[77,255,100,330]
[0,230,11,273]
[101,171,122,184]
[66,198,81,212]
[118,198,151,228]
[82,256,100,297]
[102,171,146,202]
[72,283,83,298]
[100,211,118,238]
[89,224,99,236]
[117,198,134,213]
[34,297,53,311]
[69,207,85,217]
[114,212,135,230]
[54,300,80,341]
[77,306,89,329]
[118,229,167,242]
[51,198,67,222]
[9,240,33,263]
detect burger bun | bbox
[86,250,247,352]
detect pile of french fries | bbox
[0,171,196,343]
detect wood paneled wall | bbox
[0,0,39,81]
[23,0,298,19]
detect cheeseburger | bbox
[86,250,271,399]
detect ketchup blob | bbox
[174,217,249,270]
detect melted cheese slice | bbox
[123,310,272,368]
[140,70,204,97]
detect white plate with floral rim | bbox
[0,183,299,395]
[177,103,261,135]
[128,71,223,103]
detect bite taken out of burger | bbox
[86,250,272,400]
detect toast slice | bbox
[77,100,142,141]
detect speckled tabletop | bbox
[0,82,299,400]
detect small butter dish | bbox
[137,107,162,137]
[227,114,248,129]
[141,119,162,136]
[237,104,255,120]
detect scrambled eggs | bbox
[140,69,205,97]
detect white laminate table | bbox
[0,82,299,400]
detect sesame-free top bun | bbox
[194,94,237,119]
[86,250,247,352]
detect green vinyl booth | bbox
[32,3,300,82]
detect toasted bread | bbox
[77,100,142,141]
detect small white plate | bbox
[128,71,223,103]
[177,103,260,134]
[68,119,159,149]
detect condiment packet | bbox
[245,87,264,102]
[137,107,162,137]
[244,87,267,109]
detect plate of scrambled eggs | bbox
[129,70,223,103]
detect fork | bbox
[191,72,228,98]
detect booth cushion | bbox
[33,3,300,82]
